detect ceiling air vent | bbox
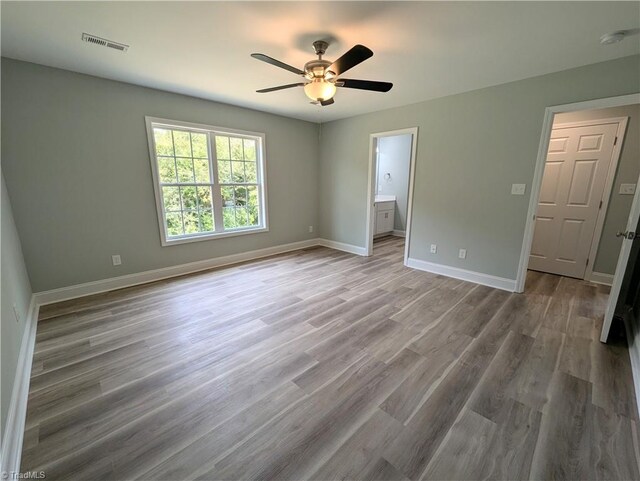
[81,33,129,52]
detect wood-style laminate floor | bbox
[22,236,640,480]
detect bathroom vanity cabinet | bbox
[374,198,395,235]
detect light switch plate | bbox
[112,254,122,266]
[458,249,467,259]
[511,184,526,195]
[620,183,636,195]
[430,244,437,254]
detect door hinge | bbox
[614,136,618,146]
[599,200,603,209]
[586,258,589,266]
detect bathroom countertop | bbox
[375,195,396,203]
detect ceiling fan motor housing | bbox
[304,59,334,80]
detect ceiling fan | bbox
[251,40,393,106]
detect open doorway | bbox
[365,128,418,263]
[517,93,640,343]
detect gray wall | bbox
[319,55,640,281]
[376,134,411,231]
[3,55,639,294]
[554,105,640,275]
[1,174,33,440]
[1,58,320,292]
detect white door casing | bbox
[529,121,619,279]
[365,127,419,264]
[516,93,640,296]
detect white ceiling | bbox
[2,2,639,123]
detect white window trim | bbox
[145,116,269,246]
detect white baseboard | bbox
[317,238,367,256]
[1,295,39,476]
[392,230,406,238]
[588,271,614,286]
[406,258,517,292]
[622,308,640,421]
[34,238,372,306]
[35,238,321,306]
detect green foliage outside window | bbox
[153,126,262,239]
[154,128,214,237]
[216,135,260,230]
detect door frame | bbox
[602,177,640,342]
[515,93,640,293]
[365,127,419,265]
[540,116,628,281]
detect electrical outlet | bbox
[459,249,467,259]
[112,254,122,266]
[13,303,20,323]
[308,225,314,233]
[430,244,437,254]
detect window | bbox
[145,117,267,245]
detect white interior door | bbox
[601,174,640,342]
[529,122,618,278]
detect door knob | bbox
[616,231,639,240]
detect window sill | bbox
[161,226,268,246]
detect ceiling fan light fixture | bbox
[304,79,336,101]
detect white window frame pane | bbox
[146,116,268,246]
[218,182,262,231]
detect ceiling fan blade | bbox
[256,83,305,93]
[328,45,373,76]
[320,98,335,106]
[251,53,305,76]
[338,79,393,92]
